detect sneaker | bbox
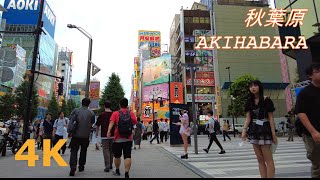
[203,149,209,153]
[78,166,84,172]
[113,170,121,176]
[219,150,226,154]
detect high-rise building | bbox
[1,0,58,117]
[57,47,73,100]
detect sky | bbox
[46,0,199,100]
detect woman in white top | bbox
[175,109,190,159]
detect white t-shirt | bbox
[163,122,169,132]
[208,117,216,134]
[53,118,69,136]
[158,122,164,131]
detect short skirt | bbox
[248,120,272,145]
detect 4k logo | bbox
[15,139,68,167]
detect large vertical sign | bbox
[138,30,161,59]
[89,81,100,99]
[3,0,56,38]
[169,103,190,146]
[142,54,171,86]
[142,83,169,102]
[170,82,184,104]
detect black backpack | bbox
[213,119,220,133]
[118,110,133,138]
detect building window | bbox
[62,63,65,66]
[193,17,200,23]
[61,70,65,73]
[205,17,210,24]
[200,17,205,24]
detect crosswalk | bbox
[161,136,311,178]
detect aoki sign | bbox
[186,94,216,103]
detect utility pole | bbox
[23,0,45,143]
[182,63,203,154]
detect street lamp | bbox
[226,67,236,138]
[67,24,92,98]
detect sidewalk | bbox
[0,140,200,178]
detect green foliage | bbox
[67,99,77,117]
[61,98,69,117]
[0,93,16,120]
[100,73,125,111]
[227,74,258,120]
[47,92,60,120]
[15,78,39,121]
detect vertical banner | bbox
[89,81,100,99]
[169,103,191,146]
[142,54,171,86]
[170,82,184,104]
[138,30,161,59]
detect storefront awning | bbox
[222,82,290,90]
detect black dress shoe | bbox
[181,154,188,159]
[78,166,84,172]
[69,168,76,176]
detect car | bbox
[228,124,244,134]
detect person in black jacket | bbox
[149,120,160,144]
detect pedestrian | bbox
[203,111,226,154]
[163,119,169,142]
[159,118,165,143]
[205,121,210,139]
[150,120,160,144]
[69,98,95,176]
[53,111,69,155]
[146,121,153,140]
[222,120,231,141]
[241,80,278,178]
[133,117,143,149]
[107,98,138,178]
[42,113,54,148]
[96,100,114,173]
[32,118,41,149]
[174,109,191,159]
[285,114,294,142]
[38,119,44,150]
[91,117,101,150]
[295,63,320,178]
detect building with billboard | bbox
[1,0,58,117]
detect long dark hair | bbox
[247,80,265,108]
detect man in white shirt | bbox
[163,119,169,142]
[53,111,69,155]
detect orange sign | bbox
[170,82,184,104]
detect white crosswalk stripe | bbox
[161,136,311,178]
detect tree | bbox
[61,98,69,117]
[67,99,77,117]
[15,78,39,122]
[100,73,125,111]
[47,92,60,120]
[0,93,16,121]
[227,74,258,123]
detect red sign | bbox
[170,82,184,104]
[186,79,215,86]
[196,72,214,79]
[38,88,47,98]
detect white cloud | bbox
[47,0,199,99]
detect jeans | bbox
[302,134,320,178]
[207,133,224,151]
[69,137,90,169]
[101,139,113,170]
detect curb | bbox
[158,146,213,178]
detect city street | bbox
[161,135,310,178]
[0,141,200,178]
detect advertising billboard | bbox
[3,0,56,38]
[142,54,171,86]
[142,100,170,123]
[186,78,215,86]
[89,81,100,99]
[186,94,216,103]
[138,30,161,58]
[142,83,169,102]
[170,82,184,104]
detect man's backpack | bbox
[67,109,79,135]
[214,119,220,133]
[118,110,133,138]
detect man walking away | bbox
[107,98,138,178]
[69,98,95,176]
[96,100,114,172]
[146,121,153,140]
[150,120,160,144]
[295,63,320,178]
[53,111,69,155]
[203,111,226,154]
[163,119,169,142]
[159,118,165,143]
[133,117,143,149]
[222,120,231,141]
[42,113,54,148]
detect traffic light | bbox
[58,82,63,96]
